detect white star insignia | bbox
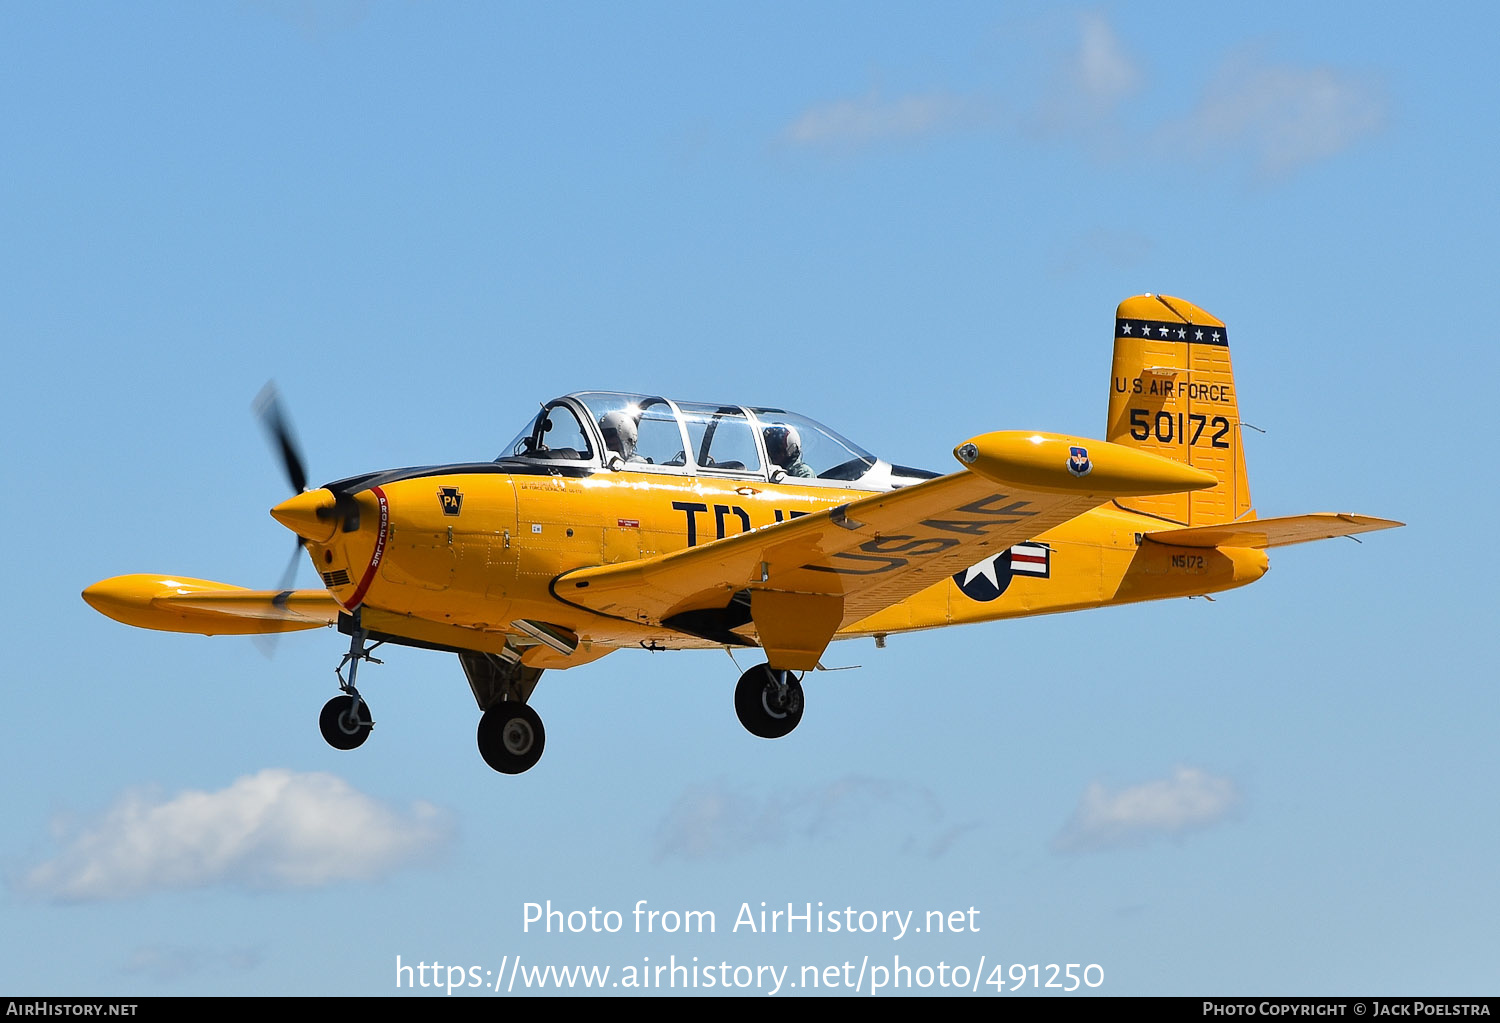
[1121,322,1132,334]
[1177,328,1187,338]
[1212,331,1221,342]
[962,556,1002,590]
[1195,329,1204,340]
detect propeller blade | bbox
[253,537,307,660]
[274,538,304,597]
[253,382,309,495]
[252,382,316,660]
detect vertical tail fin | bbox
[1105,294,1252,526]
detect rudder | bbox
[1106,294,1252,526]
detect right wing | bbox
[554,431,1216,667]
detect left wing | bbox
[554,431,1215,668]
[83,575,340,635]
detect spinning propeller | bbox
[253,382,315,606]
[254,381,310,497]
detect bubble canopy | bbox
[499,391,937,490]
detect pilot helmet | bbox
[600,409,639,460]
[763,423,801,465]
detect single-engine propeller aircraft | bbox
[85,295,1401,775]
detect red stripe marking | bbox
[341,485,389,611]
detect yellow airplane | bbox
[83,295,1401,775]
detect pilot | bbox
[599,409,641,463]
[763,424,812,478]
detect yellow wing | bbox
[83,575,340,635]
[554,430,1216,668]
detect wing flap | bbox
[83,574,339,635]
[1142,513,1404,549]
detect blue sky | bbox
[3,1,1495,996]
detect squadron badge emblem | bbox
[1067,445,1092,478]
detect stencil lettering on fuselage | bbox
[674,502,810,545]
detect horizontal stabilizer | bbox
[1142,513,1404,550]
[83,574,340,636]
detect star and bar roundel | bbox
[952,542,1051,602]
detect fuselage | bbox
[295,462,1267,665]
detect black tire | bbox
[734,664,804,739]
[477,703,546,774]
[319,694,372,750]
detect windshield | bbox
[499,401,594,462]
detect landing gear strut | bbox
[476,702,546,774]
[735,663,804,739]
[319,613,382,751]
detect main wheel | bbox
[734,664,804,739]
[477,702,546,774]
[319,694,372,750]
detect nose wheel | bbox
[477,702,546,774]
[735,663,804,739]
[319,694,372,750]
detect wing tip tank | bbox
[955,430,1216,498]
[83,574,329,635]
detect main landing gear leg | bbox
[320,612,383,751]
[734,663,805,739]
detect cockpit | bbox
[499,392,939,491]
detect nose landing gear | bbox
[319,693,372,749]
[319,613,382,752]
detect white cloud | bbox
[653,776,967,862]
[1162,53,1385,177]
[783,91,990,147]
[1052,766,1240,853]
[776,13,1378,182]
[1033,10,1143,137]
[19,769,452,901]
[1074,12,1142,103]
